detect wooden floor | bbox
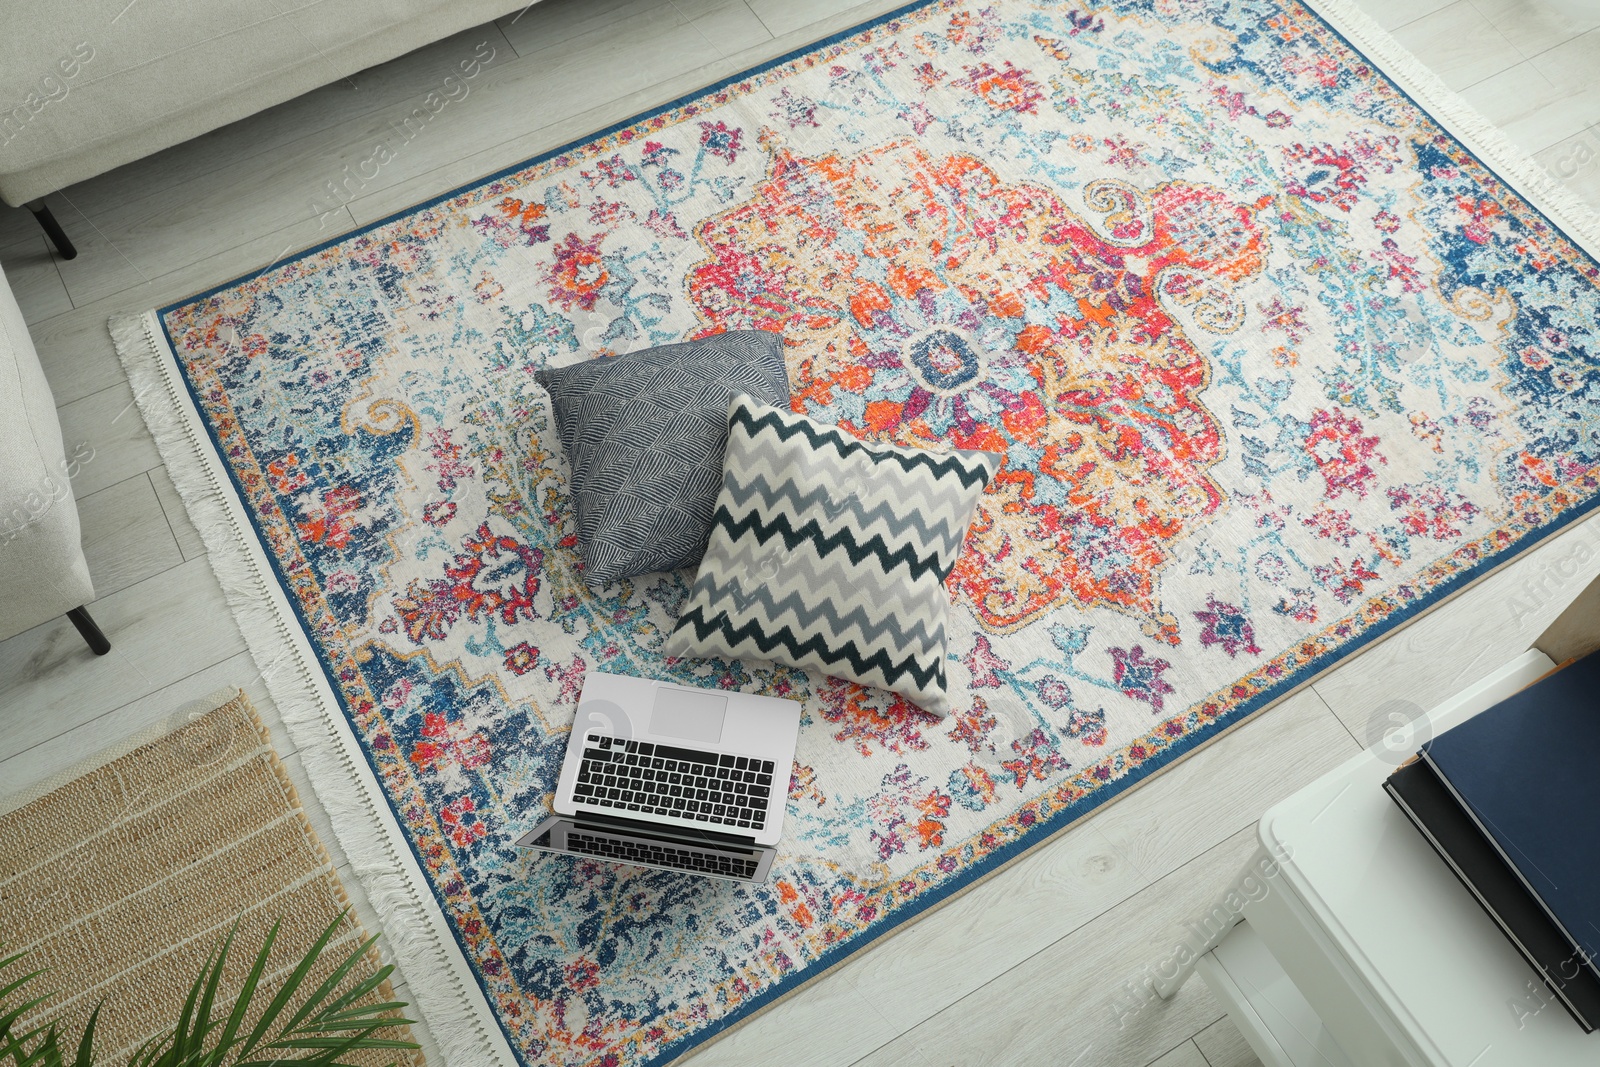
[3,1,1598,1064]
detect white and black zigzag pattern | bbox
[539,332,790,588]
[665,395,1000,717]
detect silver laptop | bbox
[514,671,801,883]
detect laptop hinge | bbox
[569,807,761,849]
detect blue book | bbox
[1420,652,1600,985]
[1387,758,1600,1031]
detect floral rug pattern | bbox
[158,1,1600,1063]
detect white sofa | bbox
[0,260,103,651]
[0,0,535,255]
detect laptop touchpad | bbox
[649,687,728,743]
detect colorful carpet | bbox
[116,0,1600,1064]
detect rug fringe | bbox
[109,311,519,1067]
[1304,0,1600,255]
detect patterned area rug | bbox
[115,0,1600,1064]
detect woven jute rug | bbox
[0,688,421,1065]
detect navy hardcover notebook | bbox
[1387,759,1600,1031]
[1420,652,1600,983]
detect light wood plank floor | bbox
[3,1,1598,1064]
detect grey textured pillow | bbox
[538,331,790,588]
[664,394,1001,717]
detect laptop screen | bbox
[516,816,771,882]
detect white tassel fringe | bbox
[1303,0,1600,253]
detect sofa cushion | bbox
[0,0,531,205]
[539,331,790,589]
[664,395,1000,717]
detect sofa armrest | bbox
[0,258,94,642]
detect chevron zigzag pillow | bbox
[538,331,790,588]
[664,395,1001,717]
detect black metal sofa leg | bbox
[26,198,78,260]
[66,606,110,655]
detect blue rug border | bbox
[149,0,1600,1063]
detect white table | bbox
[1167,649,1599,1066]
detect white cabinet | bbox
[1173,650,1600,1066]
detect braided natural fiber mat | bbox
[0,687,421,1065]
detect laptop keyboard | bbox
[575,734,776,833]
[567,831,760,880]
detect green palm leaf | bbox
[279,932,380,1034]
[208,922,274,1061]
[68,1008,97,1067]
[232,916,336,1062]
[5,909,417,1067]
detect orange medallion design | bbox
[689,139,1268,637]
